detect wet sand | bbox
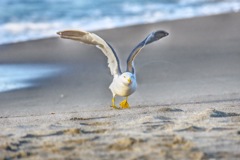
[0,12,240,159]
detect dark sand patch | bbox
[176,126,207,132]
[70,116,111,121]
[158,108,184,112]
[210,109,240,117]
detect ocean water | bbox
[0,0,240,45]
[0,64,63,92]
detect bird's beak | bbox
[128,78,131,83]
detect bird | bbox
[57,29,169,109]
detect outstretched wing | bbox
[126,30,169,73]
[57,30,121,76]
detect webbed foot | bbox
[120,97,130,109]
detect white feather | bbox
[57,30,121,76]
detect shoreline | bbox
[0,11,239,47]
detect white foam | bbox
[0,1,239,45]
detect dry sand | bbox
[1,101,240,160]
[0,12,240,159]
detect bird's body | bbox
[57,29,168,109]
[109,72,137,97]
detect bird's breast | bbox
[110,79,137,97]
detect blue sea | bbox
[0,0,240,45]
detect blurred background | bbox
[0,0,240,45]
[0,0,240,114]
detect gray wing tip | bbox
[153,30,169,38]
[145,30,169,45]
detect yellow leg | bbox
[111,97,119,109]
[120,97,130,109]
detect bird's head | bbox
[120,72,134,85]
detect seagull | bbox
[57,29,169,109]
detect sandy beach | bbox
[0,12,240,159]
